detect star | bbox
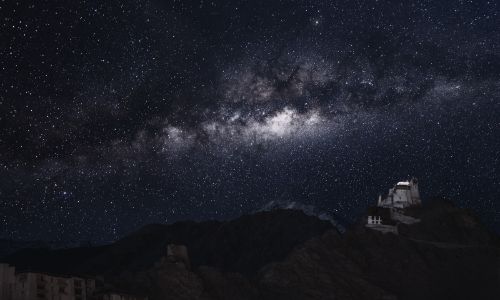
[0,0,499,242]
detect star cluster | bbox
[1,0,499,243]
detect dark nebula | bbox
[1,0,499,243]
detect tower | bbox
[166,244,191,270]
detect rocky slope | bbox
[2,200,499,300]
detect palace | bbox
[366,178,422,234]
[377,178,421,209]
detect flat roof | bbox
[14,269,94,280]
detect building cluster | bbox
[0,263,146,300]
[366,178,422,234]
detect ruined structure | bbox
[166,244,191,270]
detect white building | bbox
[366,178,422,234]
[377,178,421,209]
[367,216,382,225]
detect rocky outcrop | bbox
[258,230,394,300]
[198,266,259,300]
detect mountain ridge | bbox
[2,200,499,299]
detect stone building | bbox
[365,206,398,234]
[166,244,190,270]
[377,178,421,209]
[366,178,422,233]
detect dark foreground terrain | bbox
[2,200,500,300]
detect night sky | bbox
[1,0,499,243]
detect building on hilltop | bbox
[167,244,191,269]
[365,206,398,234]
[377,178,421,209]
[154,244,191,271]
[366,178,422,234]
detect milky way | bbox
[1,0,499,242]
